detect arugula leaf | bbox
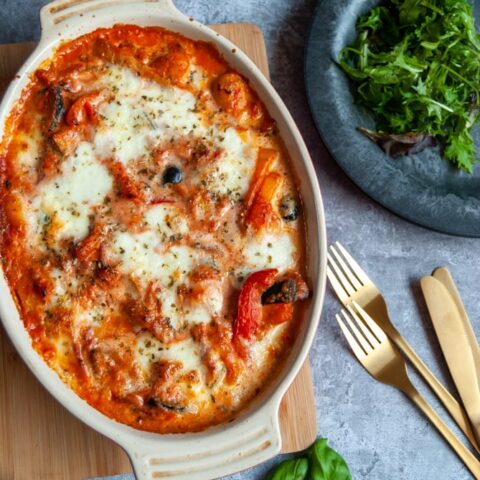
[444,129,476,173]
[308,439,351,480]
[268,458,308,480]
[339,0,480,172]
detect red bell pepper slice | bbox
[262,303,293,326]
[233,268,278,340]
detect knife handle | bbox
[433,267,480,374]
[393,333,480,454]
[402,381,480,480]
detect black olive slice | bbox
[163,166,183,185]
[280,194,299,222]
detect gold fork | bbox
[337,303,480,479]
[327,241,480,453]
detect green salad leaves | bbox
[267,439,351,480]
[339,0,480,172]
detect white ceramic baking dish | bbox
[0,1,327,478]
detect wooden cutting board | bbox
[0,23,317,480]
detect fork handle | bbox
[394,334,480,453]
[402,382,480,479]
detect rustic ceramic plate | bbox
[305,0,480,237]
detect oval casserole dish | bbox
[0,1,327,478]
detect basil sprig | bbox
[269,458,309,480]
[308,439,351,480]
[267,438,351,480]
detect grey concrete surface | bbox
[2,1,479,479]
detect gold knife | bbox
[433,267,480,375]
[421,275,480,446]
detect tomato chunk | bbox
[75,223,105,263]
[151,49,191,85]
[110,162,145,201]
[212,72,249,115]
[51,125,86,156]
[66,92,104,126]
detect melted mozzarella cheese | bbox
[49,267,79,306]
[135,332,203,373]
[183,269,224,325]
[107,231,201,327]
[32,142,112,242]
[184,305,211,325]
[79,305,106,327]
[201,127,255,200]
[108,231,197,287]
[53,334,74,366]
[145,204,188,239]
[94,99,153,165]
[158,338,203,371]
[243,232,296,274]
[205,286,223,316]
[16,130,41,170]
[94,65,205,165]
[95,66,255,200]
[49,268,67,303]
[135,333,210,403]
[249,324,286,367]
[157,287,182,329]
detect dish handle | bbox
[40,0,181,34]
[120,407,282,480]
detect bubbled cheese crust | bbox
[0,25,307,433]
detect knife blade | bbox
[421,275,480,446]
[433,267,480,374]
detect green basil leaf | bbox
[269,457,308,480]
[308,439,351,480]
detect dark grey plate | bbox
[305,0,480,237]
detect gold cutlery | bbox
[421,275,480,446]
[432,267,480,373]
[336,302,480,479]
[327,242,480,452]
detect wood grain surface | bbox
[0,22,316,480]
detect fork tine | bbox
[340,309,372,354]
[327,266,350,304]
[346,304,378,348]
[327,252,355,296]
[335,241,371,285]
[336,314,366,360]
[352,301,387,342]
[330,245,362,290]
